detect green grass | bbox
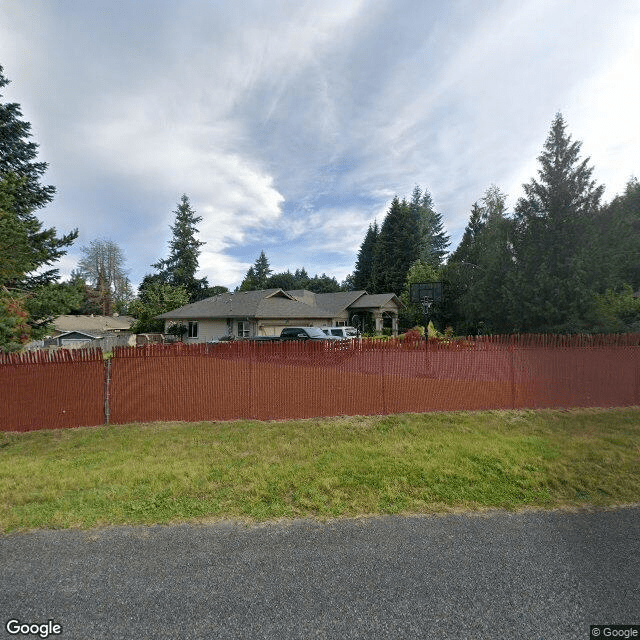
[1,408,639,532]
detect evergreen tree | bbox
[239,251,272,291]
[352,221,379,291]
[444,186,513,334]
[152,194,208,302]
[265,270,298,291]
[306,273,342,293]
[0,67,78,349]
[129,281,190,334]
[0,67,77,288]
[593,177,640,292]
[372,196,421,295]
[510,113,604,332]
[410,186,450,269]
[400,259,441,329]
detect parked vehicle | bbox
[319,326,360,339]
[251,327,337,342]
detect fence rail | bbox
[1,334,639,431]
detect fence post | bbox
[104,357,112,425]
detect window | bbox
[237,321,251,338]
[188,321,198,338]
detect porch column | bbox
[374,312,383,333]
[392,313,398,336]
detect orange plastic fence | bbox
[0,349,105,431]
[1,335,639,431]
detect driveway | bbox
[1,507,638,639]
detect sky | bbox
[1,0,639,291]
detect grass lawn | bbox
[1,408,639,532]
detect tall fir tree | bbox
[371,196,422,295]
[152,194,208,302]
[510,113,604,332]
[352,221,379,291]
[592,177,640,292]
[0,67,77,288]
[410,185,450,269]
[239,251,272,291]
[444,186,513,334]
[0,66,78,349]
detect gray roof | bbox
[157,289,401,322]
[349,293,403,308]
[52,314,135,333]
[158,289,333,320]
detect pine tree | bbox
[352,221,379,291]
[444,186,513,334]
[1,67,79,349]
[510,114,604,332]
[0,67,77,288]
[239,251,272,291]
[410,186,450,269]
[372,197,421,295]
[152,194,208,302]
[594,178,640,292]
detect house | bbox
[157,289,402,342]
[51,314,135,334]
[40,314,137,349]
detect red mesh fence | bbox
[0,349,105,431]
[1,335,638,431]
[108,335,640,425]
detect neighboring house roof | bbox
[52,315,135,334]
[288,290,366,314]
[158,289,335,321]
[157,289,401,323]
[349,293,403,309]
[52,330,101,341]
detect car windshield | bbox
[345,328,358,337]
[306,327,329,338]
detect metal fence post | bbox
[104,357,112,425]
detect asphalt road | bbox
[1,507,638,640]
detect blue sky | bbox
[1,0,639,290]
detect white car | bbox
[320,326,360,339]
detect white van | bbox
[320,326,360,339]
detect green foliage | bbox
[129,281,190,333]
[152,194,209,302]
[22,281,84,338]
[239,250,272,291]
[352,186,447,297]
[444,186,514,334]
[591,178,640,292]
[411,185,450,269]
[352,221,379,290]
[509,113,604,333]
[400,259,441,328]
[239,253,344,293]
[166,322,188,339]
[0,290,30,351]
[372,196,421,295]
[0,66,78,350]
[589,285,640,333]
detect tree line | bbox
[2,59,639,352]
